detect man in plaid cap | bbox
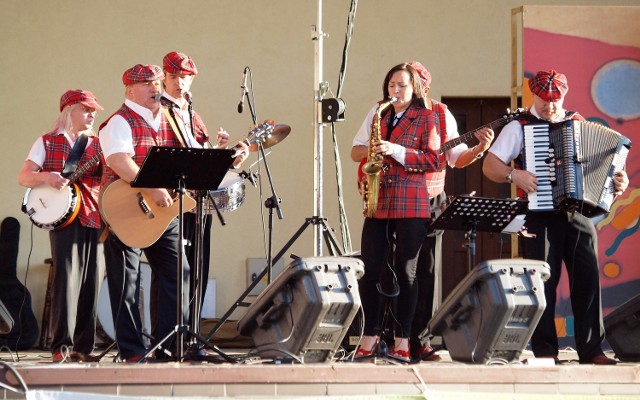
[18,89,104,362]
[483,69,629,365]
[98,64,192,363]
[159,51,248,336]
[351,61,494,362]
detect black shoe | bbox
[412,345,441,362]
[581,354,617,365]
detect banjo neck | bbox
[66,150,102,183]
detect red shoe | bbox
[413,345,441,362]
[52,352,65,362]
[124,354,146,363]
[354,338,379,358]
[389,347,411,363]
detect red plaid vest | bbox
[100,104,180,185]
[41,132,102,228]
[374,101,441,219]
[426,100,449,198]
[192,111,209,144]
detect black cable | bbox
[329,0,358,254]
[336,0,358,99]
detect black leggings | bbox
[359,217,429,338]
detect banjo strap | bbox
[61,134,89,178]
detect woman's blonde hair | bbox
[50,103,96,136]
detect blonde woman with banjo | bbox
[18,89,104,363]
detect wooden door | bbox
[439,97,514,299]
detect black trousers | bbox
[359,217,429,338]
[523,211,605,361]
[183,211,212,324]
[410,192,446,348]
[104,218,190,359]
[49,219,101,354]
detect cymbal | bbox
[248,124,291,152]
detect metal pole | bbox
[312,0,324,256]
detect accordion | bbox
[523,120,631,217]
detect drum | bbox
[203,170,245,213]
[97,262,152,344]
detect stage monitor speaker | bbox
[423,259,550,364]
[604,293,640,362]
[237,256,364,363]
[0,299,14,334]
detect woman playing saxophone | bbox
[350,63,442,362]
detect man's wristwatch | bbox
[506,168,516,183]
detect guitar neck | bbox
[67,151,102,183]
[440,111,530,153]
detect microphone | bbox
[184,91,192,104]
[237,67,248,113]
[240,170,258,187]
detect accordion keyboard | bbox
[523,123,555,211]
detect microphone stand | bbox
[203,69,286,344]
[180,93,229,360]
[243,74,284,284]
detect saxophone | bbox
[362,97,397,218]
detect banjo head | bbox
[23,184,80,230]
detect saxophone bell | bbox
[362,161,382,175]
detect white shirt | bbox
[353,103,465,167]
[26,131,93,168]
[99,99,162,159]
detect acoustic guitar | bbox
[99,120,276,248]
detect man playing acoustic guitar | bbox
[99,64,249,363]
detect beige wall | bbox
[2,0,638,327]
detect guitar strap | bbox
[161,107,188,148]
[61,134,89,178]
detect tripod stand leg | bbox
[95,340,118,362]
[203,217,347,345]
[319,218,344,256]
[183,330,237,363]
[203,218,314,342]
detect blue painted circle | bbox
[592,60,640,120]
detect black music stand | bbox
[130,146,235,362]
[431,195,527,271]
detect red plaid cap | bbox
[528,69,569,101]
[407,61,432,88]
[122,64,164,85]
[163,51,198,75]
[59,89,104,112]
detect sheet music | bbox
[501,214,526,234]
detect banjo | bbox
[22,151,102,231]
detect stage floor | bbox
[1,346,640,399]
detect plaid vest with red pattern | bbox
[374,102,440,219]
[100,104,180,185]
[41,132,102,228]
[426,100,449,198]
[192,111,209,144]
